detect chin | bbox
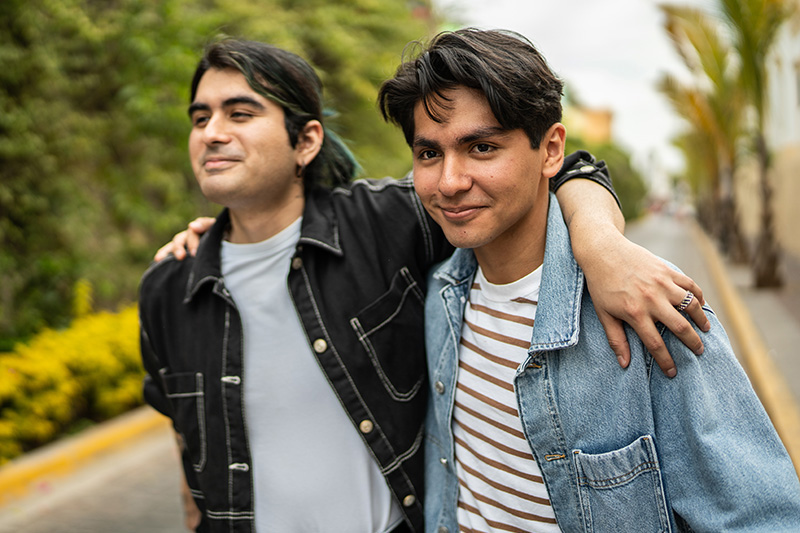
[441,231,484,250]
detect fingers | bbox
[672,275,709,332]
[186,217,215,256]
[189,216,216,231]
[661,306,704,356]
[672,271,706,308]
[597,311,631,368]
[630,318,678,378]
[172,231,189,260]
[154,242,173,262]
[684,295,710,333]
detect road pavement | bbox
[0,211,798,531]
[0,413,185,533]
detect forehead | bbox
[413,87,499,134]
[192,68,267,105]
[412,86,511,145]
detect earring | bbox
[296,163,306,179]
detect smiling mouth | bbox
[439,205,483,221]
[203,158,239,171]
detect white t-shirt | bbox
[221,217,402,532]
[453,265,562,532]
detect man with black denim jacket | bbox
[140,38,709,532]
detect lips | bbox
[202,155,242,171]
[438,204,484,221]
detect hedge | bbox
[0,304,143,465]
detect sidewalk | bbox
[0,212,798,530]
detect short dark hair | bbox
[191,38,357,189]
[378,28,564,148]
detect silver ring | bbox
[676,290,694,312]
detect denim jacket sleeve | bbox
[650,308,800,531]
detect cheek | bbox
[188,133,202,159]
[412,164,438,192]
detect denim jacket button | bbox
[437,527,449,533]
[291,256,303,270]
[312,338,327,353]
[402,494,416,507]
[359,419,374,434]
[434,380,445,394]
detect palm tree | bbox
[719,0,795,287]
[659,4,749,262]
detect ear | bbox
[541,123,566,179]
[295,119,324,167]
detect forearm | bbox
[553,161,708,376]
[555,177,625,267]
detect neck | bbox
[474,194,549,285]
[227,193,305,244]
[474,230,545,285]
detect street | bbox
[0,420,185,533]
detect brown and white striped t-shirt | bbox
[453,265,561,532]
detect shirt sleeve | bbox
[550,150,620,209]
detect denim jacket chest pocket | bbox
[572,435,671,533]
[349,266,425,401]
[160,370,207,473]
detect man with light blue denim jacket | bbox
[379,28,800,532]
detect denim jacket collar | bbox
[183,208,229,304]
[184,186,345,303]
[432,194,584,353]
[530,195,584,352]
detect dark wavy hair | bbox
[378,28,564,149]
[191,38,358,189]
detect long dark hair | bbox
[191,38,358,189]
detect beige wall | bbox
[733,11,800,263]
[734,145,800,260]
[563,106,613,145]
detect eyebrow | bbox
[188,96,266,118]
[412,126,508,149]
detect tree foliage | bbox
[564,136,648,222]
[658,0,794,286]
[0,0,434,347]
[658,4,749,262]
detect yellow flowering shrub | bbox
[0,304,144,465]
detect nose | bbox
[437,156,472,197]
[202,115,231,145]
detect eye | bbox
[417,149,439,161]
[192,115,209,127]
[231,111,253,120]
[472,143,494,154]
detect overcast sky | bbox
[434,0,718,174]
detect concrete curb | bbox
[0,405,170,506]
[690,220,800,469]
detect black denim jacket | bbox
[139,156,615,533]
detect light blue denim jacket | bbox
[424,194,800,532]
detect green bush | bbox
[0,305,142,465]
